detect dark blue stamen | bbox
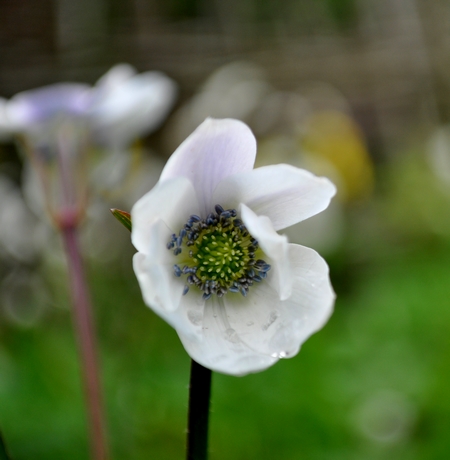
[206,213,216,225]
[167,205,271,300]
[257,264,271,273]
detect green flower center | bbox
[167,205,271,300]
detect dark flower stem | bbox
[186,360,212,460]
[61,223,108,460]
[0,432,11,460]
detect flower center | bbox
[167,204,271,300]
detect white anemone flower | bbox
[132,118,336,376]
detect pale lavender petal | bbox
[160,118,256,216]
[213,164,336,231]
[6,84,92,128]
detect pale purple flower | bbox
[1,63,177,148]
[132,118,336,376]
[0,64,177,225]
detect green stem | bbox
[186,360,212,460]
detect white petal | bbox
[133,219,208,322]
[213,164,336,231]
[240,204,292,300]
[131,176,199,254]
[223,243,334,358]
[160,118,256,216]
[178,296,278,376]
[95,63,137,93]
[133,249,183,314]
[91,71,177,148]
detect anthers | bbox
[167,204,271,299]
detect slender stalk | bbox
[61,223,108,460]
[186,360,212,460]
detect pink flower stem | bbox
[61,222,109,460]
[186,360,212,460]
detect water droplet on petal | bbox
[246,321,254,327]
[224,328,239,343]
[262,310,279,331]
[187,310,203,325]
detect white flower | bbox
[1,63,177,146]
[90,63,177,150]
[131,118,336,376]
[0,64,176,225]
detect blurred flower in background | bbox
[1,63,177,223]
[0,64,177,328]
[168,61,270,150]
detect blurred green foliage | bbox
[2,179,450,459]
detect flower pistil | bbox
[168,204,271,300]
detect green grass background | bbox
[2,216,450,459]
